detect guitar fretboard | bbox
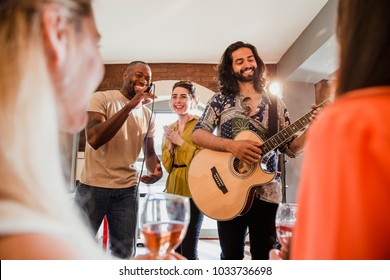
[262,99,329,155]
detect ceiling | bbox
[93,0,338,83]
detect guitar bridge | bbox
[210,167,228,194]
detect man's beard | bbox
[234,67,257,82]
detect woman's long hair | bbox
[336,0,390,96]
[0,0,104,258]
[217,41,267,96]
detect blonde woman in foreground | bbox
[0,0,106,259]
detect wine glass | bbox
[140,192,190,259]
[275,203,298,247]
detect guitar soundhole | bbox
[230,157,256,179]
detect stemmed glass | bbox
[275,203,298,247]
[140,193,190,259]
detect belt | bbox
[172,164,187,168]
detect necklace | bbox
[241,96,261,116]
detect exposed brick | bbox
[97,63,277,95]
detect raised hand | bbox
[128,85,156,109]
[163,125,184,146]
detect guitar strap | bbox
[268,94,278,137]
[268,94,288,203]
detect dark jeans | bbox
[74,183,138,259]
[175,198,204,260]
[217,198,278,260]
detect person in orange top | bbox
[289,0,390,259]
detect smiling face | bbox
[122,63,152,98]
[231,47,258,83]
[171,86,193,116]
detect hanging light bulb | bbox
[269,81,283,99]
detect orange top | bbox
[291,86,390,259]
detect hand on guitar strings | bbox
[309,102,326,123]
[227,139,263,165]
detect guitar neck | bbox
[262,98,329,154]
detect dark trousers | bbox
[217,198,278,260]
[175,198,204,260]
[75,183,138,259]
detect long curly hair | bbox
[217,41,267,96]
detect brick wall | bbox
[98,63,277,93]
[78,63,277,151]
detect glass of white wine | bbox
[140,193,190,259]
[275,203,298,247]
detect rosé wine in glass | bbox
[275,203,297,247]
[140,193,190,259]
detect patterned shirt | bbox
[194,92,302,203]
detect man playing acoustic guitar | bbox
[191,41,319,260]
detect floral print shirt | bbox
[194,92,302,204]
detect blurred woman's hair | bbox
[336,0,390,96]
[0,0,103,258]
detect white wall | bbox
[281,82,316,202]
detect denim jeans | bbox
[75,183,138,259]
[175,198,204,260]
[217,198,278,260]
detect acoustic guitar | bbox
[188,99,329,221]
